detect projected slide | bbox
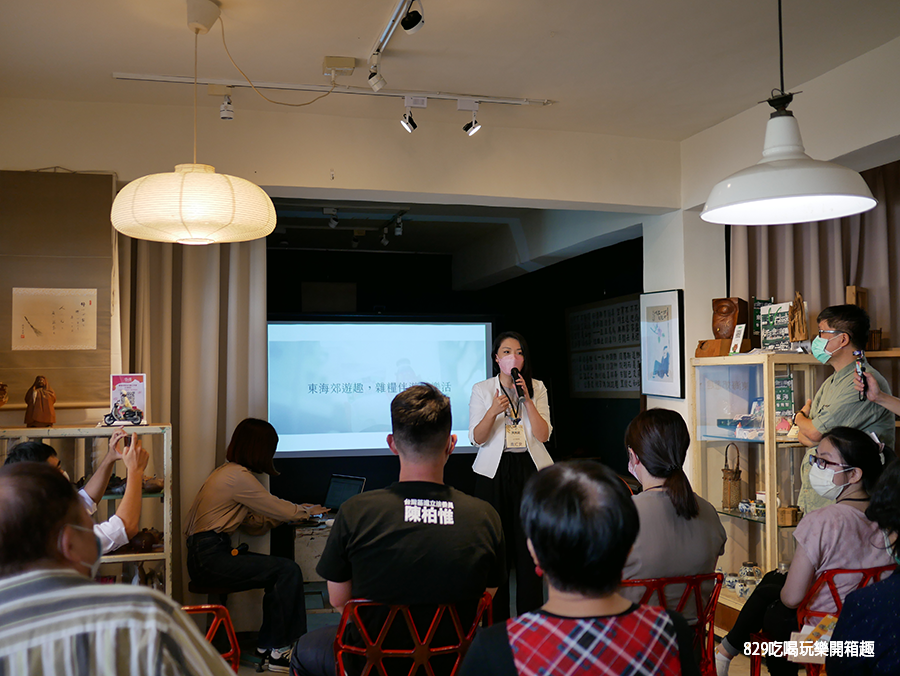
[268,322,491,456]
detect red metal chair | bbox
[748,564,895,676]
[182,603,241,673]
[332,591,493,676]
[620,572,724,676]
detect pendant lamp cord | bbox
[777,0,785,95]
[193,31,198,165]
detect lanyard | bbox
[500,381,521,422]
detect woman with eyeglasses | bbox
[715,427,895,676]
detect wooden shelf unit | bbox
[690,353,822,572]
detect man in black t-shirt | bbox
[290,383,505,676]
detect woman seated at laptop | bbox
[185,418,327,672]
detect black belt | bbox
[186,530,229,547]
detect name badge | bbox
[505,423,527,449]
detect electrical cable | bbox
[219,17,336,108]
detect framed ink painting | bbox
[639,289,684,398]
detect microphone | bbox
[510,368,524,398]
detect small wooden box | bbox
[777,506,801,527]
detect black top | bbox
[827,566,900,676]
[317,481,505,605]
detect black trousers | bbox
[187,531,307,650]
[723,570,799,676]
[474,452,544,621]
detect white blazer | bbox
[468,375,553,479]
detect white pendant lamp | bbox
[110,0,276,245]
[701,2,876,226]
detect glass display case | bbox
[690,353,822,574]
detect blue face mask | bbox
[811,336,835,365]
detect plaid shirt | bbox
[507,605,681,676]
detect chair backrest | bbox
[333,591,493,676]
[620,572,723,676]
[181,604,241,673]
[796,565,895,629]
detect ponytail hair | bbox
[821,426,895,494]
[624,408,698,519]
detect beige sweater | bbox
[184,462,310,537]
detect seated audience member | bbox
[459,460,700,676]
[793,304,895,515]
[716,427,895,676]
[185,418,326,673]
[4,430,150,553]
[827,456,900,676]
[0,462,233,675]
[621,408,726,619]
[291,383,505,676]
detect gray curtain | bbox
[118,236,268,610]
[731,159,900,390]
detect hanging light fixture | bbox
[110,0,276,245]
[701,0,876,226]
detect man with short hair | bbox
[291,383,505,676]
[0,461,233,675]
[793,304,895,514]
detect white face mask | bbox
[62,523,103,578]
[627,449,639,481]
[808,464,851,500]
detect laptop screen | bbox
[324,474,366,511]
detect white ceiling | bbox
[4,0,900,257]
[4,0,900,141]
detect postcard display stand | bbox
[0,425,173,595]
[690,355,820,613]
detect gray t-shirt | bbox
[620,489,726,622]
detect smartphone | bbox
[853,350,867,401]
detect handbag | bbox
[722,443,742,510]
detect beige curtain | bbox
[118,236,268,604]
[731,159,900,388]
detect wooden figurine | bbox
[24,375,56,427]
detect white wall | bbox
[0,98,681,215]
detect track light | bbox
[463,111,481,136]
[401,0,425,34]
[368,69,386,92]
[219,95,234,120]
[381,227,390,247]
[351,235,359,248]
[394,217,403,236]
[328,216,339,229]
[400,109,417,133]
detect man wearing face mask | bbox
[0,462,234,675]
[792,304,895,515]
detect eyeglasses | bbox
[807,454,851,470]
[817,329,843,338]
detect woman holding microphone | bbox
[469,331,552,620]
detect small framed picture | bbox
[639,289,684,399]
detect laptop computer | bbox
[323,474,366,514]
